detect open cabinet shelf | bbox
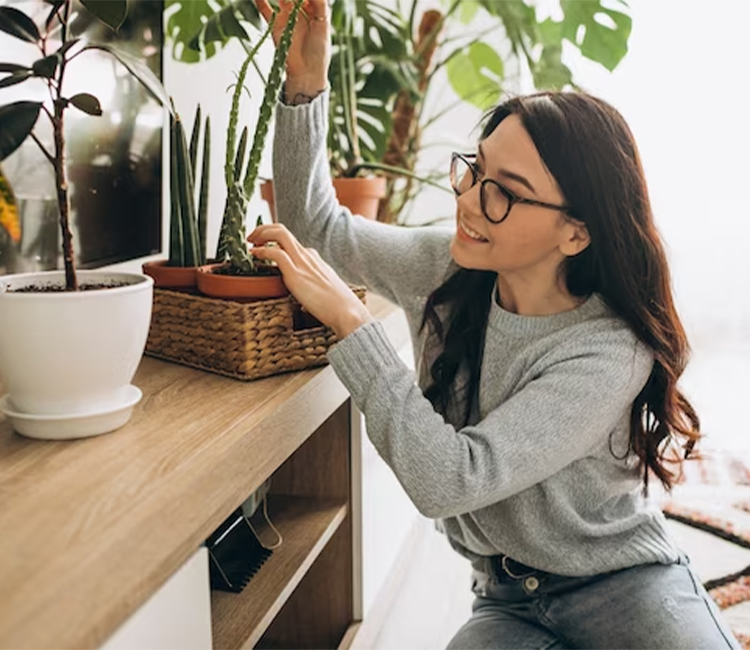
[209,399,358,649]
[211,495,348,649]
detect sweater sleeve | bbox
[271,90,455,307]
[327,320,654,519]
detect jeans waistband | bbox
[474,553,546,582]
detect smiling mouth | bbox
[459,219,489,242]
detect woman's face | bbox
[449,114,587,279]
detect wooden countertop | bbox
[0,294,409,650]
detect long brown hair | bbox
[421,91,700,494]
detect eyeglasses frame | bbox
[450,152,570,225]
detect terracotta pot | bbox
[142,260,198,290]
[196,263,290,301]
[260,176,387,222]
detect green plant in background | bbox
[0,0,171,290]
[213,0,304,275]
[163,0,632,225]
[168,105,211,267]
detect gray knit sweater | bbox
[271,90,680,577]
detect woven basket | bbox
[145,287,366,381]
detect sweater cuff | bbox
[275,86,330,141]
[327,320,404,401]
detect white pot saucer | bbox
[0,385,143,440]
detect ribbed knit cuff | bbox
[275,86,330,141]
[327,320,404,401]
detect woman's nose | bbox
[456,184,484,220]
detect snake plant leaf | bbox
[0,70,33,89]
[0,6,41,43]
[559,0,631,71]
[446,41,504,110]
[0,101,43,161]
[80,0,128,31]
[31,54,61,79]
[0,163,20,244]
[69,93,103,116]
[81,43,173,114]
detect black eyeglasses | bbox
[450,152,570,225]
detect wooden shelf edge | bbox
[211,495,348,650]
[338,621,362,650]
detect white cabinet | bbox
[101,547,212,650]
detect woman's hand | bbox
[256,0,330,103]
[247,224,373,338]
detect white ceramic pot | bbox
[0,271,153,438]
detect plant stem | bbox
[54,0,77,291]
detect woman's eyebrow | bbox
[478,143,537,195]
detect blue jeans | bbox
[446,553,741,649]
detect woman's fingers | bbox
[248,223,302,253]
[256,0,273,23]
[250,244,295,276]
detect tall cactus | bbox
[215,0,305,274]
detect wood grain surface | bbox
[0,294,407,649]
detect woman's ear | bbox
[560,219,591,257]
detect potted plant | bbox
[142,104,211,290]
[165,0,632,225]
[0,0,172,439]
[195,0,305,301]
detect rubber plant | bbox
[0,0,171,291]
[212,0,304,276]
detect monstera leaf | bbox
[164,0,261,62]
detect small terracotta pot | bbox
[196,263,290,301]
[260,176,387,222]
[142,260,198,290]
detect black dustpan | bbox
[206,506,273,593]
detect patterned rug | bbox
[660,449,750,648]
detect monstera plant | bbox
[0,0,172,440]
[164,0,633,225]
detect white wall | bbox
[548,0,750,451]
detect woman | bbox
[249,1,740,648]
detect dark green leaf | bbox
[0,70,33,89]
[532,44,573,89]
[0,63,28,73]
[0,101,43,161]
[236,0,261,30]
[0,6,41,43]
[32,54,60,79]
[57,38,82,58]
[203,13,225,44]
[219,7,250,41]
[82,44,173,114]
[80,0,128,31]
[69,93,102,116]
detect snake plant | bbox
[168,105,210,267]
